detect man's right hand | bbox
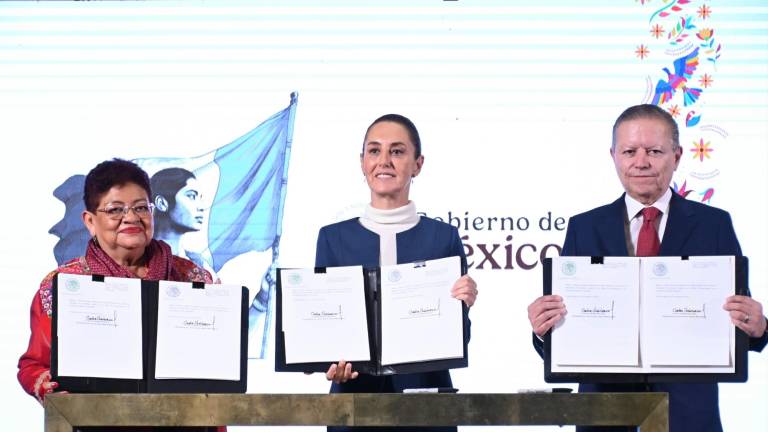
[527,295,567,337]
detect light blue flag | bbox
[208,92,297,272]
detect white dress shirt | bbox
[624,188,672,256]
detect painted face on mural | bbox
[82,182,154,257]
[611,117,682,205]
[169,177,205,232]
[361,121,424,209]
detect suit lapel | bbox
[597,195,631,257]
[659,191,695,255]
[344,221,381,267]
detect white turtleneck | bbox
[358,201,420,266]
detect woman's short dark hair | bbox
[363,113,422,159]
[150,167,196,211]
[83,158,152,212]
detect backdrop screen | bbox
[1,1,766,430]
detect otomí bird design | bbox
[673,180,694,199]
[699,187,714,204]
[652,47,703,107]
[685,110,701,127]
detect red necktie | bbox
[636,207,661,256]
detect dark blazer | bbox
[533,192,767,432]
[316,216,470,432]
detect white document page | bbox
[280,266,370,364]
[642,256,733,366]
[155,281,242,380]
[56,274,143,379]
[380,256,464,366]
[551,257,640,366]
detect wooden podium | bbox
[45,392,668,431]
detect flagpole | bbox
[260,91,298,358]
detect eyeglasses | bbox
[96,203,155,220]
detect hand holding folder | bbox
[542,255,750,383]
[276,256,469,376]
[52,274,249,393]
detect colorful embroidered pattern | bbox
[638,0,725,203]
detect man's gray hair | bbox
[612,104,680,150]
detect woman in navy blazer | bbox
[315,114,478,432]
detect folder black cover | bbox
[542,256,749,384]
[275,262,469,376]
[51,274,248,393]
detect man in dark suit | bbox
[527,104,768,432]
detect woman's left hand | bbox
[451,275,478,307]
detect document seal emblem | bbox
[64,278,80,292]
[165,285,181,298]
[288,273,302,285]
[653,262,668,277]
[388,269,402,283]
[561,261,577,276]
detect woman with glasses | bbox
[17,158,222,432]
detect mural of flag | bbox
[207,92,297,272]
[51,93,298,268]
[50,93,298,359]
[130,92,297,271]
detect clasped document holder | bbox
[275,257,469,376]
[542,256,749,384]
[51,274,248,393]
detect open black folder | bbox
[51,274,248,393]
[275,259,469,376]
[542,256,749,384]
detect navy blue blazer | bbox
[316,216,470,432]
[533,192,767,432]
